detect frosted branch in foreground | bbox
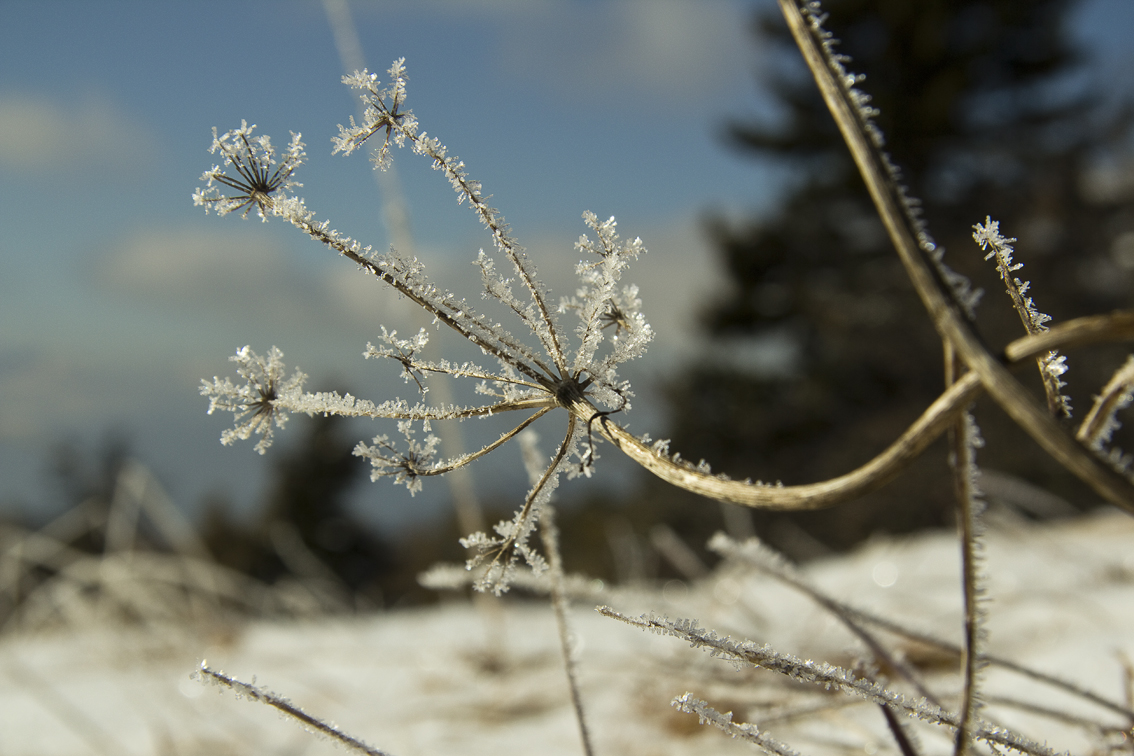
[196,663,395,756]
[597,606,1059,756]
[672,693,801,756]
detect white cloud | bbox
[497,0,755,106]
[0,92,158,175]
[98,226,423,336]
[101,227,294,302]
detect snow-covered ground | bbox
[3,508,1133,756]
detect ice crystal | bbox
[200,346,306,455]
[974,217,1071,417]
[193,121,305,221]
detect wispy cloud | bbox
[0,92,159,175]
[97,225,422,336]
[496,0,754,107]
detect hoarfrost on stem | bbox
[974,216,1071,418]
[200,346,306,455]
[193,58,652,592]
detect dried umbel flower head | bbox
[195,60,657,592]
[193,120,305,221]
[200,346,306,455]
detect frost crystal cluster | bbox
[196,60,652,592]
[973,217,1071,418]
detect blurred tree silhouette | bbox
[632,0,1134,561]
[203,413,395,606]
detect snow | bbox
[3,509,1132,756]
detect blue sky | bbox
[1,0,1133,532]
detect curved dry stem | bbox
[564,312,1134,511]
[778,0,1134,513]
[1004,312,1134,360]
[1077,355,1134,448]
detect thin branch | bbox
[283,391,555,422]
[412,407,554,477]
[671,693,802,756]
[197,663,395,756]
[539,505,595,756]
[880,703,922,756]
[599,607,1060,756]
[1004,312,1134,360]
[363,349,546,392]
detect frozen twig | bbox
[197,663,395,756]
[672,693,801,756]
[974,217,1071,418]
[598,607,1060,756]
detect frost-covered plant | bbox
[200,346,306,455]
[193,120,305,222]
[197,59,657,593]
[191,1,1134,753]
